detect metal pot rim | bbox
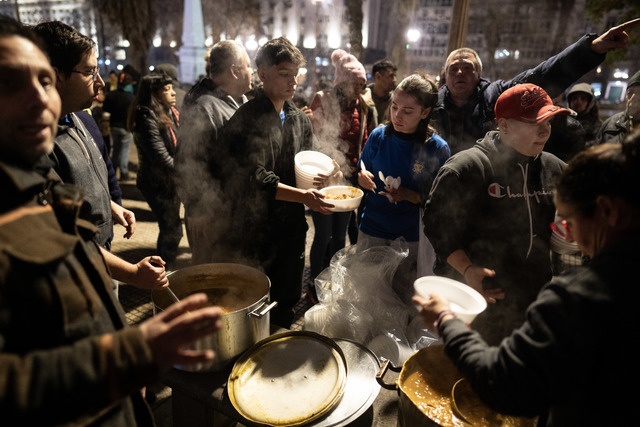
[228,331,348,426]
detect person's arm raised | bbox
[591,17,640,54]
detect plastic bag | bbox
[303,240,439,366]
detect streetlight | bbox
[406,28,421,75]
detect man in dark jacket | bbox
[594,69,640,144]
[432,18,640,154]
[0,15,223,425]
[103,71,136,181]
[174,40,253,265]
[33,20,167,292]
[566,82,602,144]
[32,20,135,250]
[222,37,334,328]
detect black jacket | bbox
[432,34,605,154]
[440,233,640,426]
[223,89,314,259]
[424,131,565,344]
[594,111,630,144]
[133,105,178,193]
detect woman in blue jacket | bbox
[357,72,450,305]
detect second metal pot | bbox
[376,345,537,426]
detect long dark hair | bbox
[127,74,173,132]
[385,71,438,141]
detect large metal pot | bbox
[152,263,276,372]
[376,345,537,426]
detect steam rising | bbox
[175,85,362,269]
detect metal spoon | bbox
[166,286,181,304]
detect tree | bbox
[585,0,640,66]
[346,0,364,61]
[201,0,261,44]
[585,0,640,26]
[96,0,156,76]
[388,0,418,76]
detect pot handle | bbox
[248,300,278,318]
[375,358,401,390]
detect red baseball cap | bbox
[494,83,572,124]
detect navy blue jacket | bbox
[76,110,122,205]
[432,34,605,154]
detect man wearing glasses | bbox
[32,20,117,248]
[31,21,165,293]
[71,68,100,80]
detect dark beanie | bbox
[628,70,640,89]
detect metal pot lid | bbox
[228,331,347,426]
[309,338,381,427]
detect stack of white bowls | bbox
[294,151,333,190]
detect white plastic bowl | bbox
[295,171,317,190]
[318,186,364,212]
[294,151,334,189]
[413,276,487,324]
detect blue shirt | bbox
[358,125,450,241]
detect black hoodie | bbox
[423,130,566,344]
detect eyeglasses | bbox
[550,218,571,240]
[71,68,100,82]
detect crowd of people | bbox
[1,11,639,426]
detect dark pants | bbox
[310,210,351,278]
[138,182,183,264]
[262,225,306,329]
[347,198,365,245]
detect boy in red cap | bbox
[423,83,572,345]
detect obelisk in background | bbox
[179,0,207,84]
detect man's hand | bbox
[138,293,224,371]
[314,159,344,188]
[591,18,640,54]
[131,256,169,289]
[300,105,313,119]
[303,189,335,214]
[111,201,136,239]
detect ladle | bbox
[166,286,181,304]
